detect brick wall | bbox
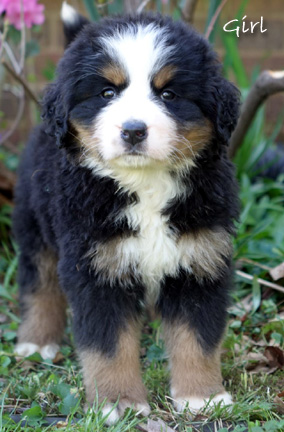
[2,0,284,145]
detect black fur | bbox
[14,13,240,359]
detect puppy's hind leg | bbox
[16,247,66,360]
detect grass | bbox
[0,168,284,432]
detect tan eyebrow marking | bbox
[100,64,127,87]
[153,65,176,89]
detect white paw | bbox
[118,399,151,417]
[89,400,150,425]
[102,403,120,425]
[15,342,40,357]
[15,342,59,360]
[173,391,233,413]
[40,343,59,360]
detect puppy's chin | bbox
[109,154,165,169]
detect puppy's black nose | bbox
[121,121,148,146]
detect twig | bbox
[20,0,26,73]
[182,0,199,24]
[135,425,147,432]
[136,0,151,14]
[0,22,9,60]
[2,60,40,106]
[3,41,21,74]
[236,270,284,294]
[124,0,140,14]
[237,258,271,272]
[0,90,25,146]
[204,0,228,40]
[0,139,21,155]
[229,70,284,159]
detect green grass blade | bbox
[83,0,100,21]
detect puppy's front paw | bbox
[173,391,233,413]
[86,400,150,425]
[118,399,150,417]
[15,342,59,360]
[15,342,40,358]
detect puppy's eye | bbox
[161,90,176,101]
[101,88,116,99]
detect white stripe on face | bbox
[90,24,178,164]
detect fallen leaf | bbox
[264,346,284,369]
[56,421,69,428]
[274,396,284,415]
[270,262,284,281]
[244,349,282,374]
[247,365,278,374]
[246,352,268,362]
[0,314,8,323]
[147,418,175,432]
[52,352,64,364]
[229,294,252,315]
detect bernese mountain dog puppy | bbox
[13,2,240,423]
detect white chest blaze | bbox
[111,167,185,303]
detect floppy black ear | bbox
[61,2,90,48]
[212,77,240,145]
[41,82,68,148]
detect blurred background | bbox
[0,2,284,429]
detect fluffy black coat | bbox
[13,13,239,358]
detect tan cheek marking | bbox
[71,121,102,162]
[18,249,67,346]
[153,65,176,89]
[174,120,213,161]
[100,65,127,87]
[179,228,232,280]
[80,321,147,405]
[164,322,224,399]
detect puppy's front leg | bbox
[158,270,233,413]
[59,256,149,424]
[79,321,150,423]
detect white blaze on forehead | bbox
[100,24,173,83]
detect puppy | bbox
[13,3,240,423]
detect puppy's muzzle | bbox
[121,120,148,147]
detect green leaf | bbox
[0,284,14,301]
[3,331,17,341]
[83,0,99,21]
[0,356,11,368]
[229,320,242,329]
[270,332,283,345]
[146,344,165,362]
[59,392,80,415]
[4,256,18,290]
[23,405,43,419]
[263,420,282,432]
[205,0,222,43]
[41,60,56,82]
[26,352,43,362]
[25,40,40,58]
[221,32,249,88]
